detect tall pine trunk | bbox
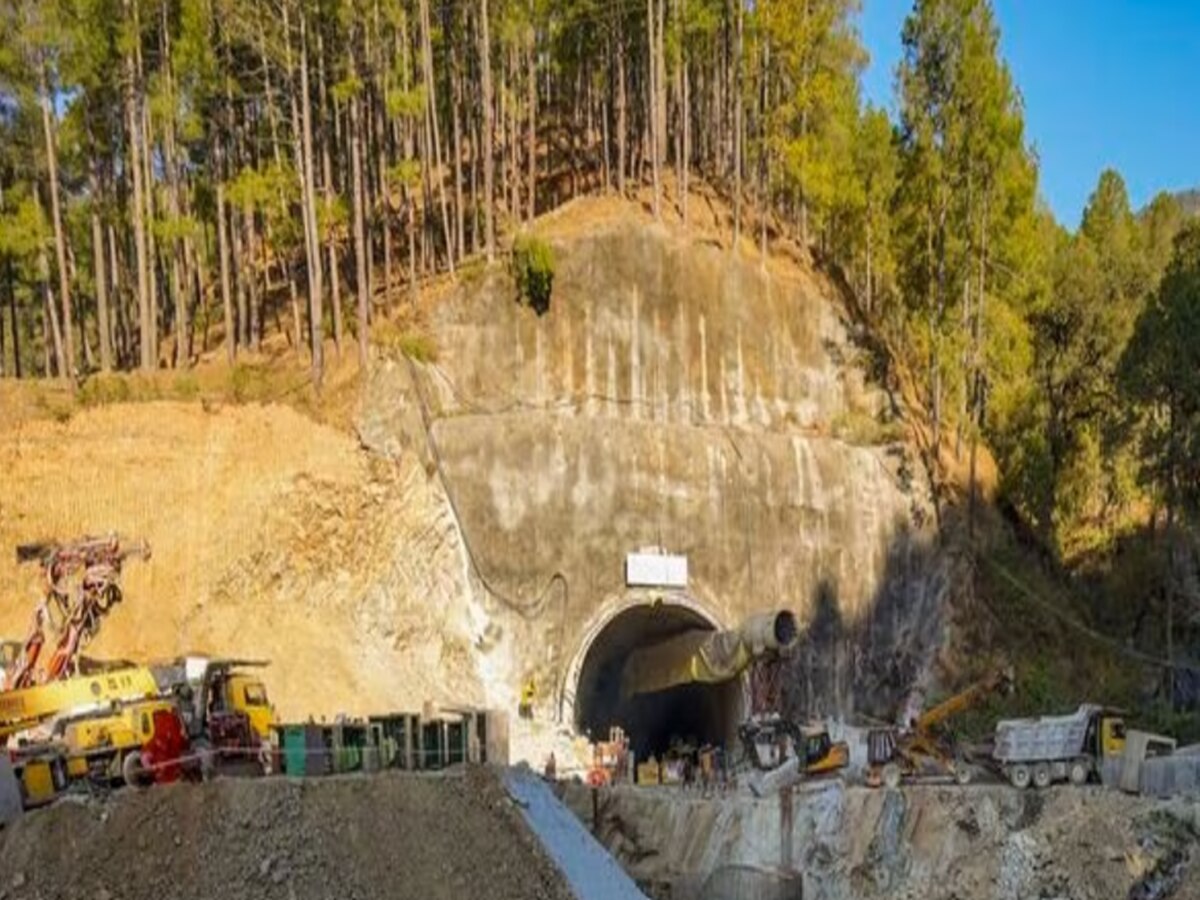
[5,255,19,378]
[125,0,153,370]
[647,0,660,218]
[480,0,495,262]
[296,7,325,385]
[90,171,112,373]
[351,89,370,367]
[615,5,627,194]
[526,11,537,223]
[732,0,743,245]
[419,0,455,274]
[40,61,74,379]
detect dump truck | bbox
[992,704,1139,788]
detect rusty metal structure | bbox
[3,535,150,691]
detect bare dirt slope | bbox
[0,401,482,719]
[0,769,573,900]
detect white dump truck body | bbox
[993,704,1098,764]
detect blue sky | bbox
[858,0,1200,230]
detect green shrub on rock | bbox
[512,234,555,315]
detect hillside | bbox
[0,195,966,767]
[0,400,484,719]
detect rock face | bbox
[561,781,1200,900]
[360,210,944,732]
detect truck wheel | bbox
[122,752,150,789]
[882,763,902,790]
[1068,759,1089,785]
[1032,763,1052,789]
[1008,764,1031,789]
[954,765,973,786]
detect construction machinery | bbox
[1,538,276,801]
[1,664,175,743]
[866,667,1014,788]
[4,535,149,691]
[0,664,173,803]
[57,697,188,787]
[1,658,274,793]
[739,715,849,777]
[587,726,630,786]
[163,657,276,776]
[992,705,1174,789]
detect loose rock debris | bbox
[0,768,574,900]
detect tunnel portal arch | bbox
[565,595,747,760]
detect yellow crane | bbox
[0,666,166,740]
[866,667,1014,788]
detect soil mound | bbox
[0,768,572,900]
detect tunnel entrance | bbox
[573,603,744,760]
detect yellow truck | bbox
[1,657,275,801]
[163,657,276,776]
[1,665,184,798]
[0,666,164,741]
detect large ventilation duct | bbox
[619,610,799,699]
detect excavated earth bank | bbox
[563,781,1200,900]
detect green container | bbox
[330,724,367,774]
[281,726,308,776]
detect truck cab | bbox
[172,657,276,775]
[208,670,274,742]
[1084,711,1127,761]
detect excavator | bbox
[865,666,1014,788]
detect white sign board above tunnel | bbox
[625,553,688,588]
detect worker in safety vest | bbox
[519,679,535,719]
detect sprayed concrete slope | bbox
[360,208,944,745]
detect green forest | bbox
[0,1,1197,704]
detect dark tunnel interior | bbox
[574,604,744,759]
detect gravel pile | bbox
[0,768,574,900]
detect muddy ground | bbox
[0,769,572,900]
